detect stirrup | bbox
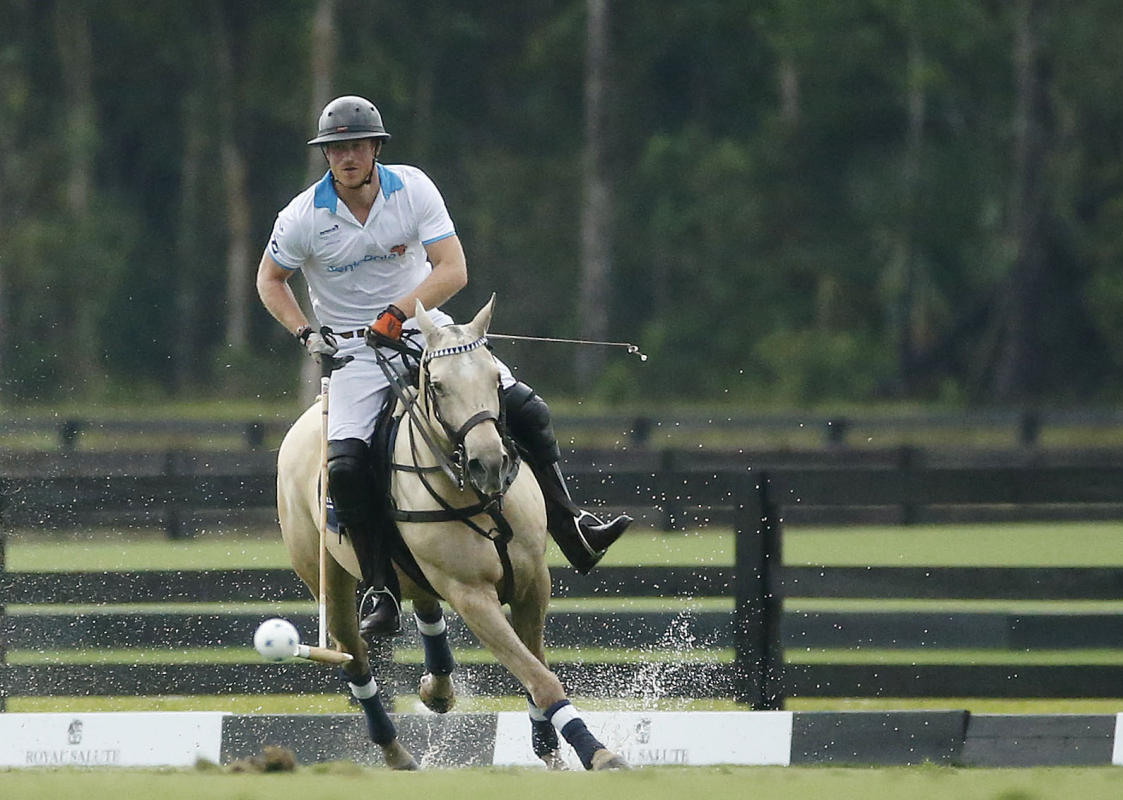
[358,586,403,638]
[566,510,632,574]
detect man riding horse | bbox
[256,95,631,639]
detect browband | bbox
[423,336,488,364]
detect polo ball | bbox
[253,617,300,661]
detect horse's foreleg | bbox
[449,584,627,771]
[449,583,564,707]
[413,598,455,713]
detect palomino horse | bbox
[276,296,627,771]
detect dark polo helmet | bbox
[307,95,391,145]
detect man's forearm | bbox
[387,236,469,320]
[389,270,467,321]
[258,275,310,335]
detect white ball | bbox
[253,617,300,662]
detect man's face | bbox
[324,139,379,189]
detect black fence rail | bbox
[2,465,1123,710]
[7,408,1123,451]
[743,468,1123,708]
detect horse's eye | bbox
[430,380,445,396]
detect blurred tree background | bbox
[2,0,1121,410]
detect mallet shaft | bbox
[317,374,330,649]
[297,644,353,665]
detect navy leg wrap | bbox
[415,613,455,676]
[531,718,560,757]
[345,671,396,746]
[546,699,603,770]
[421,630,455,675]
[358,693,395,746]
[527,694,560,756]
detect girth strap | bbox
[390,498,496,524]
[391,498,516,606]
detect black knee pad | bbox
[503,381,561,465]
[327,438,376,530]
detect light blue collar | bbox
[378,164,405,198]
[313,171,338,212]
[313,164,404,214]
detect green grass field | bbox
[1,765,1121,800]
[6,521,1123,715]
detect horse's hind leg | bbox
[509,564,565,769]
[322,555,418,770]
[412,596,455,713]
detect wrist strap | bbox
[296,325,313,343]
[384,304,407,322]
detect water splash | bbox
[617,608,719,710]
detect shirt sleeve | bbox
[412,171,456,245]
[266,204,307,270]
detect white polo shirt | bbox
[267,163,456,330]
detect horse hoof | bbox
[590,749,630,771]
[382,739,419,770]
[538,750,569,770]
[419,672,456,714]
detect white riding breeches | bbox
[325,327,516,442]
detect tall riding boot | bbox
[504,382,632,574]
[530,460,632,574]
[327,438,402,637]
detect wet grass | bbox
[1,765,1121,800]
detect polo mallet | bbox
[254,617,353,665]
[486,333,648,361]
[317,360,331,649]
[300,643,353,665]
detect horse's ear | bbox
[415,298,439,341]
[468,293,496,338]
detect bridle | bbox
[373,331,521,603]
[420,336,508,484]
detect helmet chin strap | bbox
[328,158,376,187]
[322,146,378,188]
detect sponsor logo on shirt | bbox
[327,250,405,273]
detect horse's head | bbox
[414,294,515,497]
